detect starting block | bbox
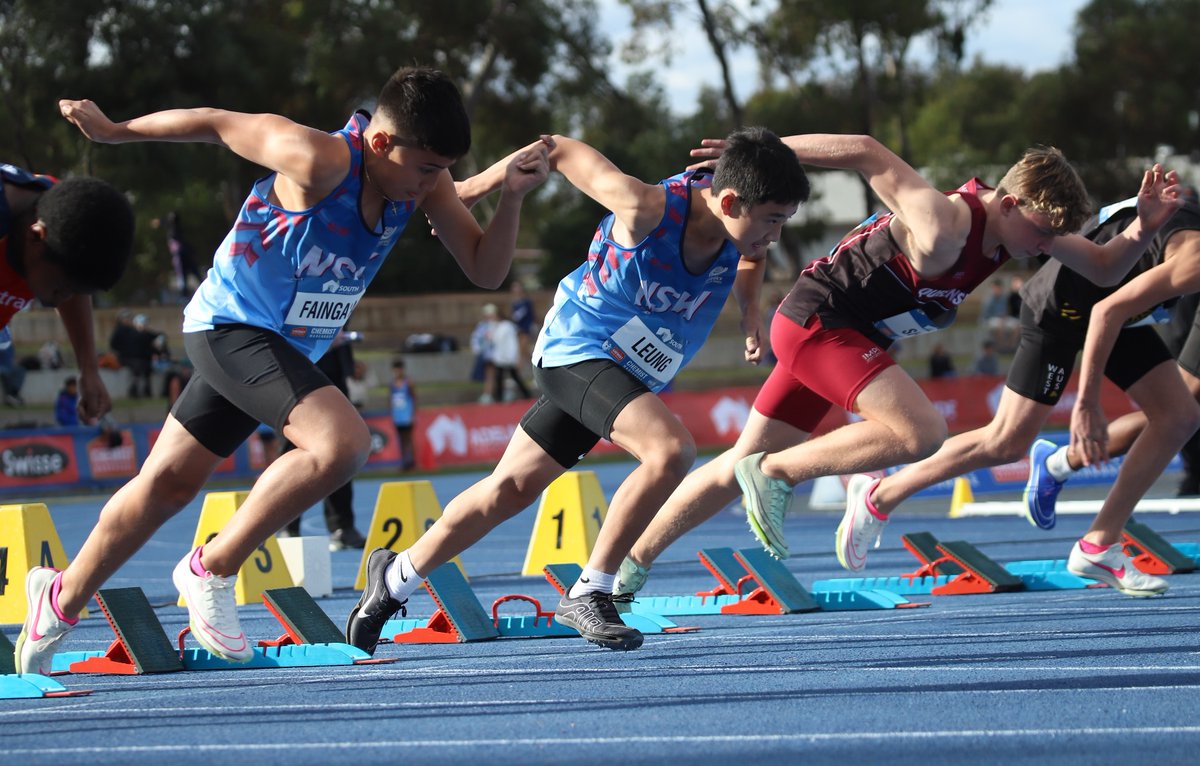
[55,586,388,674]
[1122,519,1196,575]
[64,588,186,674]
[541,563,696,633]
[622,548,918,615]
[389,563,500,643]
[902,532,1023,595]
[384,562,690,643]
[0,630,92,698]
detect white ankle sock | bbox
[1046,445,1075,482]
[384,550,424,602]
[568,567,614,598]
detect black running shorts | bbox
[520,359,650,469]
[172,324,333,457]
[1006,306,1172,405]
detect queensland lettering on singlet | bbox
[534,169,742,393]
[182,111,415,363]
[778,178,1009,348]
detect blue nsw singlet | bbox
[533,170,742,393]
[183,112,416,362]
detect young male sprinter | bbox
[831,197,1197,597]
[1,164,134,421]
[611,136,1181,598]
[16,67,551,674]
[346,127,810,652]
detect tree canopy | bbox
[3,0,1196,300]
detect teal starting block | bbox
[53,586,391,674]
[625,547,919,614]
[385,562,693,643]
[0,630,91,698]
[0,673,91,699]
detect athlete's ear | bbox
[999,194,1021,214]
[719,191,743,217]
[368,130,391,155]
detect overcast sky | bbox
[598,0,1091,114]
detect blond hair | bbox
[995,146,1092,235]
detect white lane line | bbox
[6,726,1200,755]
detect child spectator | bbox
[55,376,79,426]
[391,358,417,470]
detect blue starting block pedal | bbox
[385,562,694,642]
[541,563,697,633]
[817,532,1095,597]
[626,548,917,616]
[53,586,390,674]
[0,630,92,698]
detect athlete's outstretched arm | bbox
[693,134,969,273]
[424,138,551,289]
[544,136,665,242]
[59,99,349,194]
[1071,228,1200,464]
[1051,165,1183,286]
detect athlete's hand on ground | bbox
[1070,398,1109,466]
[1135,163,1185,231]
[686,138,726,171]
[59,99,119,143]
[502,137,555,197]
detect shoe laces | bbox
[854,508,886,551]
[583,592,621,623]
[198,574,239,625]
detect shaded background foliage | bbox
[3,0,1199,302]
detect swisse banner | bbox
[0,435,78,487]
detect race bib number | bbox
[1124,305,1171,328]
[606,316,685,386]
[873,307,956,340]
[283,277,363,340]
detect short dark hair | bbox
[376,67,471,159]
[392,358,406,369]
[712,127,810,208]
[37,177,134,292]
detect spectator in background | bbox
[470,303,498,402]
[110,310,152,398]
[55,376,79,426]
[971,339,1002,376]
[1007,274,1025,323]
[488,304,530,402]
[928,342,956,379]
[980,278,1019,351]
[510,280,536,364]
[346,358,374,410]
[391,358,417,471]
[38,340,64,370]
[0,327,26,406]
[166,211,202,300]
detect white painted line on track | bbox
[7,726,1200,756]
